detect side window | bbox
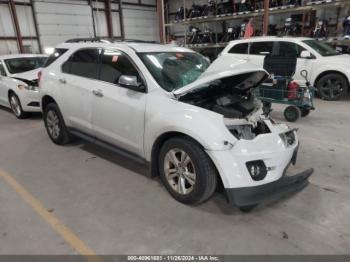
[63,49,99,79]
[0,62,6,76]
[277,42,305,57]
[249,42,274,55]
[229,43,248,54]
[100,49,141,85]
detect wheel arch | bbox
[8,89,17,99]
[314,70,350,91]
[149,131,224,190]
[41,95,57,112]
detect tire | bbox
[316,73,348,101]
[43,103,72,145]
[158,137,217,205]
[9,93,27,119]
[284,106,301,122]
[300,108,311,117]
[239,204,258,213]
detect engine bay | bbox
[179,74,262,119]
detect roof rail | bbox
[65,37,158,44]
[65,37,113,43]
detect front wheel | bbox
[159,137,217,205]
[316,73,348,101]
[9,93,27,119]
[284,106,301,122]
[43,103,73,145]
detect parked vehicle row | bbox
[0,38,319,211]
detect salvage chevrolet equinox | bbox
[39,38,313,211]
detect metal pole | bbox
[263,0,269,36]
[119,0,125,40]
[9,0,24,53]
[104,0,113,38]
[157,0,165,43]
[89,0,97,37]
[30,0,42,53]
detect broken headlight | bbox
[279,130,296,147]
[17,84,39,91]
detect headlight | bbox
[279,130,296,147]
[17,84,38,91]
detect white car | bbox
[222,36,350,100]
[0,54,47,118]
[39,40,313,211]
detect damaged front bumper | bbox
[206,119,314,208]
[226,167,313,207]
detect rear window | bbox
[249,42,274,55]
[44,48,68,67]
[229,43,248,54]
[4,57,47,74]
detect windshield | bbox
[5,57,47,74]
[302,40,339,57]
[138,52,210,91]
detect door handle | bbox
[59,78,66,84]
[92,89,104,97]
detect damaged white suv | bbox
[39,39,313,211]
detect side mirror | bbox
[118,75,145,92]
[300,50,313,59]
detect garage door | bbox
[123,4,159,42]
[34,0,94,48]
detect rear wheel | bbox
[159,137,217,205]
[300,108,311,117]
[316,73,348,101]
[43,103,72,145]
[9,93,27,119]
[284,106,301,122]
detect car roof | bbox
[229,36,313,43]
[0,54,47,60]
[55,42,195,53]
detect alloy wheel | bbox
[46,110,61,139]
[10,95,21,117]
[320,78,343,99]
[164,148,196,195]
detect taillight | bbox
[287,81,299,100]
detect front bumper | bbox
[18,90,41,112]
[226,168,313,207]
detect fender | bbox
[143,94,237,161]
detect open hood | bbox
[173,61,268,98]
[11,68,41,81]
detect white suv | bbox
[0,54,47,118]
[222,37,350,100]
[39,39,313,211]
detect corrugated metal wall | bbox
[0,0,159,55]
[34,0,94,48]
[123,2,159,41]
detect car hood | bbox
[11,68,41,81]
[172,61,268,98]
